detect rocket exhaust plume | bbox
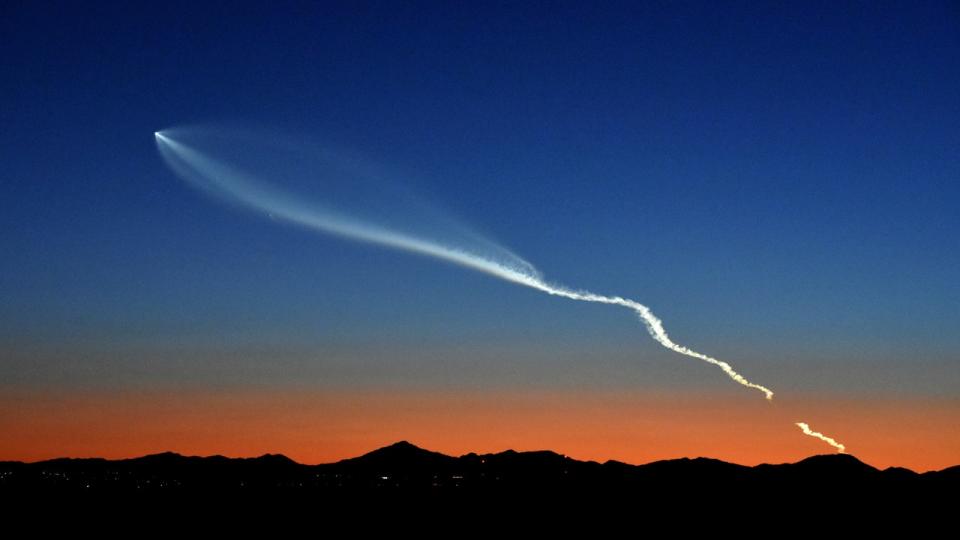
[795,422,846,453]
[154,127,774,401]
[515,281,774,399]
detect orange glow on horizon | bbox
[1,387,957,472]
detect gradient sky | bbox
[2,1,958,470]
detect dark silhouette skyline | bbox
[2,440,956,498]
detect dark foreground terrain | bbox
[1,440,956,502]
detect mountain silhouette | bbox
[337,440,458,470]
[1,441,954,504]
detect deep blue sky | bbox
[2,1,958,396]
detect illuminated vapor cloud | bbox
[795,422,846,453]
[516,280,774,400]
[155,129,774,401]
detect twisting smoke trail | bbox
[155,129,774,401]
[514,279,774,400]
[795,422,846,453]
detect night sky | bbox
[2,1,958,470]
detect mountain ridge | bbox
[1,440,955,497]
[1,440,953,472]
